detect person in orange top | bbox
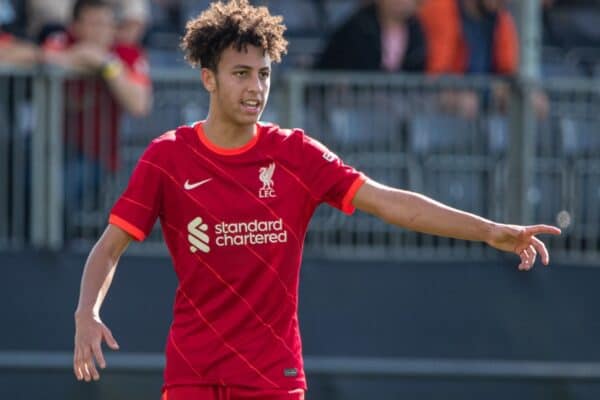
[420,0,518,75]
[419,0,548,119]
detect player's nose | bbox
[247,73,265,93]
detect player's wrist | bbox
[74,307,100,322]
[483,221,502,245]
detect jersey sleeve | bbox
[109,140,163,240]
[299,132,366,215]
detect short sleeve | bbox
[299,132,366,214]
[109,141,163,240]
[113,44,150,86]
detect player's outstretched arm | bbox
[352,179,561,269]
[74,224,132,382]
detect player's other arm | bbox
[352,179,561,269]
[74,224,132,382]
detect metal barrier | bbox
[4,351,600,380]
[285,72,509,261]
[0,68,598,264]
[0,67,37,250]
[285,71,600,264]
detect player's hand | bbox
[486,224,562,270]
[74,313,119,382]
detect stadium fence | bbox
[0,67,598,264]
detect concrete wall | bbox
[1,250,599,399]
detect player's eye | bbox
[234,71,248,78]
[260,70,270,80]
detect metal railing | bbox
[0,67,598,264]
[0,67,38,250]
[3,351,600,380]
[284,71,600,264]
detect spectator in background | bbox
[109,0,150,45]
[41,0,152,223]
[0,29,39,65]
[419,0,548,119]
[28,0,150,48]
[26,0,74,43]
[316,0,427,72]
[420,0,518,76]
[108,0,151,111]
[0,0,38,65]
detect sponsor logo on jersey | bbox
[188,217,210,253]
[187,216,288,253]
[184,178,212,190]
[259,162,276,198]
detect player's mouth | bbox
[241,99,261,114]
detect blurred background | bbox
[1,0,600,399]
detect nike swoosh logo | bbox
[184,178,212,190]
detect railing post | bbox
[46,71,65,249]
[507,0,541,224]
[30,73,48,248]
[283,71,305,129]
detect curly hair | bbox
[181,0,288,70]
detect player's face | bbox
[205,45,271,128]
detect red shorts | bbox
[161,386,305,400]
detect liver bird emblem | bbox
[259,162,276,189]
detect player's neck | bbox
[202,117,257,149]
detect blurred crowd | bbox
[1,0,598,245]
[1,0,597,123]
[0,0,154,223]
[1,0,597,176]
[1,0,599,75]
[1,0,597,144]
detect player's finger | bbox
[92,342,106,370]
[518,250,527,271]
[76,366,84,381]
[522,247,533,270]
[525,225,562,236]
[85,345,101,380]
[80,348,90,382]
[85,350,100,381]
[73,348,83,380]
[81,348,95,382]
[528,244,537,268]
[76,346,87,381]
[102,326,120,350]
[531,236,550,265]
[524,246,535,270]
[83,361,92,382]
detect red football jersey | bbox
[109,121,365,391]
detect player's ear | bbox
[201,67,217,93]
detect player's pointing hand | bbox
[485,224,562,270]
[74,313,119,382]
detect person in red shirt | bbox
[72,1,561,399]
[42,0,152,215]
